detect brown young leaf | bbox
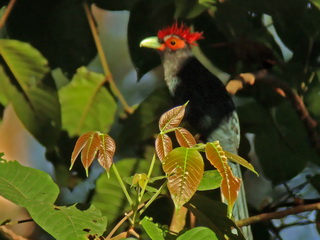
[158,104,187,132]
[81,131,100,176]
[224,151,259,176]
[163,147,204,210]
[97,133,116,172]
[205,142,241,215]
[155,134,173,162]
[70,131,97,170]
[175,127,196,148]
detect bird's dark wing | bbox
[173,56,237,143]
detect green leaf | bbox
[163,147,204,210]
[177,227,218,240]
[0,39,61,147]
[59,67,116,137]
[197,170,222,191]
[238,100,319,184]
[140,217,165,240]
[224,151,259,176]
[305,76,320,121]
[186,194,244,240]
[0,159,107,240]
[92,158,162,231]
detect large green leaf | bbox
[0,39,61,147]
[0,159,107,240]
[238,100,319,184]
[177,227,218,240]
[5,0,96,76]
[140,217,165,240]
[186,194,244,240]
[92,158,162,231]
[163,147,204,210]
[59,67,117,137]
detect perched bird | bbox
[140,23,252,239]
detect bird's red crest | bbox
[157,22,203,45]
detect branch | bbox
[83,2,134,114]
[0,0,16,29]
[236,201,320,227]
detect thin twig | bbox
[105,203,145,239]
[0,0,16,29]
[83,2,133,114]
[237,201,320,227]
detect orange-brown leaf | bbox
[205,141,241,215]
[81,131,100,176]
[70,131,96,170]
[155,134,173,162]
[159,104,186,132]
[163,147,204,210]
[97,133,116,172]
[175,127,196,148]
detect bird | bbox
[140,22,252,239]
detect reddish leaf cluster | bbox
[70,131,115,176]
[156,104,196,162]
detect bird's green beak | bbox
[139,36,162,49]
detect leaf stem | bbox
[0,0,16,29]
[138,153,157,202]
[139,181,167,216]
[112,164,133,206]
[83,2,133,114]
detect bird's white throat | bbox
[162,49,192,94]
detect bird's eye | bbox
[170,40,176,45]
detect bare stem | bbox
[105,203,145,239]
[0,0,16,29]
[83,2,133,114]
[237,201,320,227]
[112,164,133,206]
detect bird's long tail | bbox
[208,112,253,239]
[230,162,253,240]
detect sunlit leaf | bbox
[0,159,107,240]
[155,134,173,162]
[0,39,61,147]
[140,217,165,240]
[159,104,187,132]
[224,151,258,176]
[132,173,148,188]
[197,170,222,191]
[59,67,116,137]
[175,127,196,148]
[205,142,241,215]
[81,132,100,176]
[163,147,204,210]
[70,131,96,170]
[97,133,116,172]
[177,227,218,240]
